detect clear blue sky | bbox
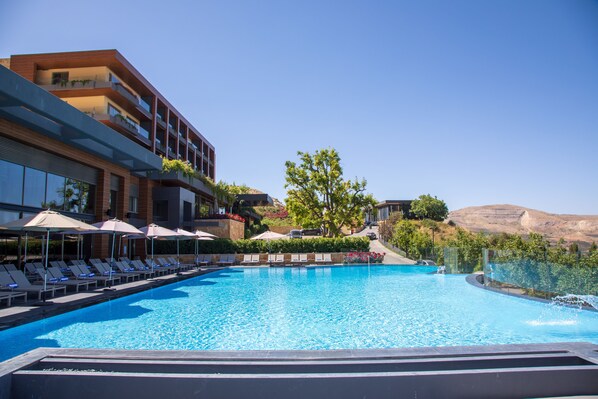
[1,0,597,215]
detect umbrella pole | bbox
[151,237,155,275]
[61,234,65,261]
[43,229,50,302]
[108,232,115,286]
[24,233,28,263]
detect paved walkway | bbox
[351,227,414,264]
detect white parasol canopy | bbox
[92,218,143,283]
[250,231,288,240]
[193,229,217,239]
[0,210,98,300]
[250,230,288,253]
[138,224,179,274]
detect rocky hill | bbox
[448,204,598,249]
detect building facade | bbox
[375,200,413,221]
[0,50,219,257]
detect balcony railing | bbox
[42,80,153,119]
[92,113,151,146]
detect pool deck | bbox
[0,266,226,331]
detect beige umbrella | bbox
[191,230,215,261]
[93,218,143,285]
[193,229,217,239]
[173,228,196,266]
[250,230,288,253]
[138,224,179,274]
[251,231,288,240]
[0,210,98,301]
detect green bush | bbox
[154,237,370,254]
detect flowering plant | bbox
[344,251,385,264]
[264,209,289,219]
[202,213,246,223]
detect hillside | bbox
[448,204,598,249]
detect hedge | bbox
[154,237,370,255]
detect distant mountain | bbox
[448,204,598,249]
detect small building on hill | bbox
[376,200,413,221]
[237,193,273,207]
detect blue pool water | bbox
[1,265,597,362]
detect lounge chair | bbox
[130,260,155,278]
[268,254,285,265]
[157,257,178,273]
[38,267,95,292]
[315,253,332,264]
[217,254,235,266]
[197,255,212,266]
[0,290,27,307]
[114,262,141,280]
[0,270,64,300]
[290,254,300,264]
[68,264,121,287]
[24,263,42,276]
[144,259,168,276]
[94,262,136,283]
[299,254,308,264]
[2,263,17,272]
[241,254,259,265]
[167,257,193,271]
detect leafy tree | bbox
[590,242,598,254]
[379,211,403,241]
[285,148,374,237]
[410,194,449,221]
[390,220,433,259]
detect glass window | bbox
[51,72,69,85]
[0,210,20,224]
[80,183,95,214]
[108,103,121,117]
[108,72,120,84]
[0,160,24,205]
[109,190,118,217]
[129,196,138,213]
[23,167,46,208]
[45,173,65,210]
[64,178,80,213]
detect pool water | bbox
[1,266,597,362]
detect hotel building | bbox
[0,50,219,257]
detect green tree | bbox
[410,194,449,221]
[284,148,374,237]
[590,242,598,254]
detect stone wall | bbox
[194,219,245,240]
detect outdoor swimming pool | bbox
[1,265,597,362]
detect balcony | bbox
[41,80,152,120]
[156,116,167,129]
[178,133,187,145]
[148,170,215,197]
[92,113,151,147]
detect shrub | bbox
[186,237,370,254]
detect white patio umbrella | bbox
[0,210,98,301]
[138,224,179,274]
[173,228,196,266]
[193,230,217,239]
[250,230,288,253]
[192,230,216,261]
[92,218,143,285]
